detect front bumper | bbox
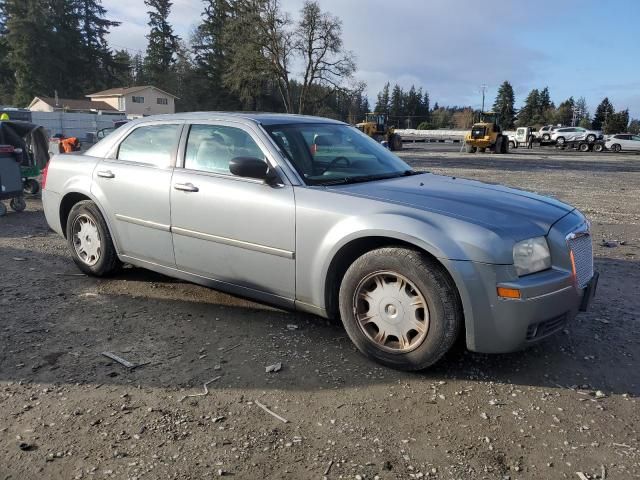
[444,210,598,354]
[447,260,598,353]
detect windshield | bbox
[264,123,413,185]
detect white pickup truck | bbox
[507,127,535,149]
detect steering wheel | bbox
[320,156,351,174]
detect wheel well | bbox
[324,236,463,321]
[59,192,92,237]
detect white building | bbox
[86,86,177,118]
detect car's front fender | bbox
[293,186,511,312]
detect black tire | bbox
[611,144,621,153]
[338,247,462,371]
[65,200,121,276]
[9,196,26,212]
[586,134,596,143]
[542,134,550,141]
[509,141,515,149]
[23,179,40,195]
[556,136,565,145]
[390,134,403,151]
[501,137,509,154]
[593,143,604,153]
[579,142,590,152]
[478,147,486,153]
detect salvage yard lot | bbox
[1,145,639,479]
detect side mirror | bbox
[229,156,271,181]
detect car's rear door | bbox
[169,121,295,301]
[91,121,183,266]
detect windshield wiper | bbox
[318,170,418,186]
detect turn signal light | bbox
[497,287,521,299]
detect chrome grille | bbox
[567,232,593,289]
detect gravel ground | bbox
[1,146,639,480]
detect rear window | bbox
[117,124,181,167]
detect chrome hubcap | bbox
[353,271,429,353]
[72,214,101,266]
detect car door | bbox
[631,136,640,151]
[91,121,183,266]
[170,121,295,301]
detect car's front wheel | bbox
[338,247,462,370]
[586,134,596,142]
[611,143,621,153]
[66,200,120,276]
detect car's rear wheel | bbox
[586,134,596,143]
[66,200,120,276]
[593,143,604,152]
[509,140,516,149]
[611,143,622,153]
[542,133,550,141]
[338,247,462,370]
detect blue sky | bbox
[103,0,640,118]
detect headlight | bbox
[513,237,551,276]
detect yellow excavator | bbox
[356,113,403,151]
[464,112,508,154]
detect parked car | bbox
[41,113,598,370]
[605,133,640,152]
[537,125,556,141]
[550,127,603,145]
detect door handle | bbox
[174,182,199,192]
[97,170,115,179]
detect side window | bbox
[117,124,181,167]
[184,124,265,175]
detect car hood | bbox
[327,173,574,238]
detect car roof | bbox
[127,112,347,127]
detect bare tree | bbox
[223,0,355,114]
[295,1,355,113]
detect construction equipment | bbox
[0,120,50,196]
[356,113,403,151]
[464,112,508,154]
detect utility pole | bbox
[480,84,487,113]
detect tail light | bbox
[0,145,15,153]
[41,162,49,190]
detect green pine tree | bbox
[492,80,516,128]
[374,82,390,114]
[592,97,614,131]
[144,0,180,91]
[4,0,56,105]
[516,89,540,127]
[389,84,404,125]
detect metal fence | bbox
[30,111,126,142]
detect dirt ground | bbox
[1,145,639,480]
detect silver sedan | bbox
[41,113,598,370]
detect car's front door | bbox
[170,122,295,301]
[631,136,640,151]
[92,121,183,266]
